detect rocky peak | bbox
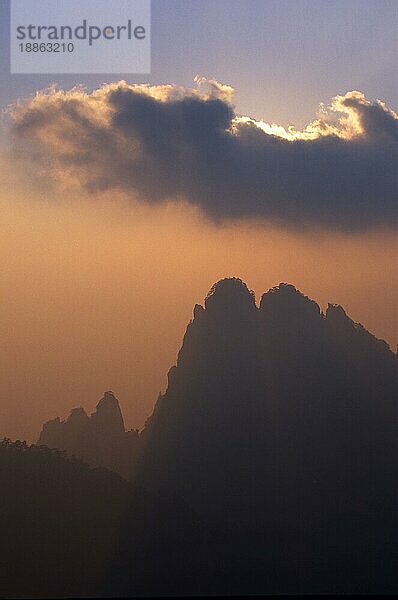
[92,391,125,434]
[176,278,257,372]
[260,282,320,313]
[66,407,89,426]
[325,303,358,335]
[204,277,256,314]
[38,391,138,478]
[259,283,321,329]
[325,302,349,321]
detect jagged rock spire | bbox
[38,391,138,479]
[93,390,125,434]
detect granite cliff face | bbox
[39,391,138,478]
[137,279,397,528]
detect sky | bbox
[1,0,398,124]
[0,0,397,441]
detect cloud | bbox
[8,79,398,229]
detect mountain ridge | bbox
[29,278,398,594]
[39,390,139,478]
[137,278,397,523]
[38,279,396,487]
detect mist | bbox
[1,162,397,441]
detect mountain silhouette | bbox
[124,278,397,593]
[29,278,398,594]
[38,391,138,478]
[138,280,397,519]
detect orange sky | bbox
[1,164,397,441]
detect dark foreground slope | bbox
[0,439,128,597]
[0,439,208,598]
[3,434,398,598]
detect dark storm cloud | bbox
[9,81,398,229]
